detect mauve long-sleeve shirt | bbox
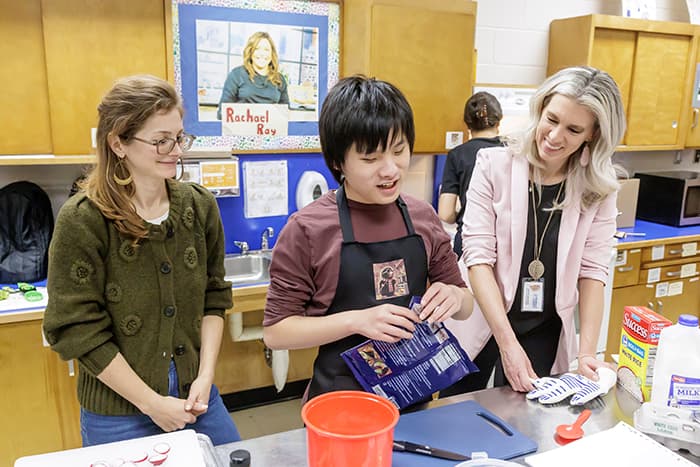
[264,190,466,326]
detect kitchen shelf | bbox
[0,154,96,166]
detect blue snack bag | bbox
[341,296,478,409]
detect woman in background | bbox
[43,75,240,446]
[438,91,503,257]
[217,31,289,119]
[442,66,625,396]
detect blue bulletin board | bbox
[171,0,340,152]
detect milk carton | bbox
[650,314,700,410]
[617,306,672,402]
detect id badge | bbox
[521,278,544,312]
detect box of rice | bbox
[617,306,672,402]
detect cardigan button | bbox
[166,227,174,238]
[182,382,191,392]
[160,262,172,274]
[163,306,175,317]
[174,344,186,356]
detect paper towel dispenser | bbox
[296,171,329,209]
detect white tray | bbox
[634,402,700,457]
[15,429,207,467]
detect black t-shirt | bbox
[440,136,502,255]
[508,181,565,335]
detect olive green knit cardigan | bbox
[43,180,232,415]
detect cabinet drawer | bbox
[607,276,700,359]
[640,261,700,284]
[641,241,699,262]
[613,248,641,288]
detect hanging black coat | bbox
[0,181,54,283]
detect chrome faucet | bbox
[261,227,275,250]
[233,241,249,255]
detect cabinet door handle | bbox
[657,300,663,314]
[668,249,682,255]
[617,266,634,272]
[648,301,655,310]
[693,109,699,129]
[68,359,75,377]
[665,270,682,277]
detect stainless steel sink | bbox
[223,252,271,286]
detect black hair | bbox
[464,91,502,131]
[319,75,415,183]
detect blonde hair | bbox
[243,31,283,87]
[506,66,627,209]
[82,74,183,242]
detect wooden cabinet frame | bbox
[549,15,698,152]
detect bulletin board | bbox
[170,0,341,153]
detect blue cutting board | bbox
[392,400,538,466]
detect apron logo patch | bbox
[373,259,408,300]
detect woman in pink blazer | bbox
[443,66,626,395]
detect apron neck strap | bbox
[335,185,416,243]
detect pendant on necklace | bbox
[528,259,545,280]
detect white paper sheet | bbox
[243,160,288,218]
[525,422,694,467]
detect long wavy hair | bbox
[506,66,627,210]
[81,75,183,243]
[242,31,284,87]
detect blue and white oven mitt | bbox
[526,367,617,405]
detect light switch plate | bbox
[445,131,463,150]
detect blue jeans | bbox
[81,360,240,446]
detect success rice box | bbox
[617,306,672,402]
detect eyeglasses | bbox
[129,133,196,155]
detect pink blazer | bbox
[446,147,617,374]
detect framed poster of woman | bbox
[170,0,340,152]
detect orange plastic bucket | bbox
[302,390,399,467]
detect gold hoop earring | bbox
[113,157,133,186]
[175,156,184,181]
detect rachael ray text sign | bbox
[221,103,289,137]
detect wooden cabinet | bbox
[1,0,168,156]
[343,0,476,154]
[605,238,700,361]
[686,30,700,148]
[41,0,168,155]
[548,15,697,151]
[0,319,80,466]
[0,0,53,154]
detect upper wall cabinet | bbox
[548,15,697,151]
[1,0,168,156]
[42,0,168,155]
[0,1,53,154]
[685,31,700,148]
[343,0,477,154]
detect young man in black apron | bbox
[263,76,473,401]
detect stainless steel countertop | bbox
[214,386,700,466]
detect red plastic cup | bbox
[301,391,399,467]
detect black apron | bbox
[307,186,429,400]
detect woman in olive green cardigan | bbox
[43,75,240,446]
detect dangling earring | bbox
[580,143,590,168]
[113,156,133,186]
[175,156,184,181]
